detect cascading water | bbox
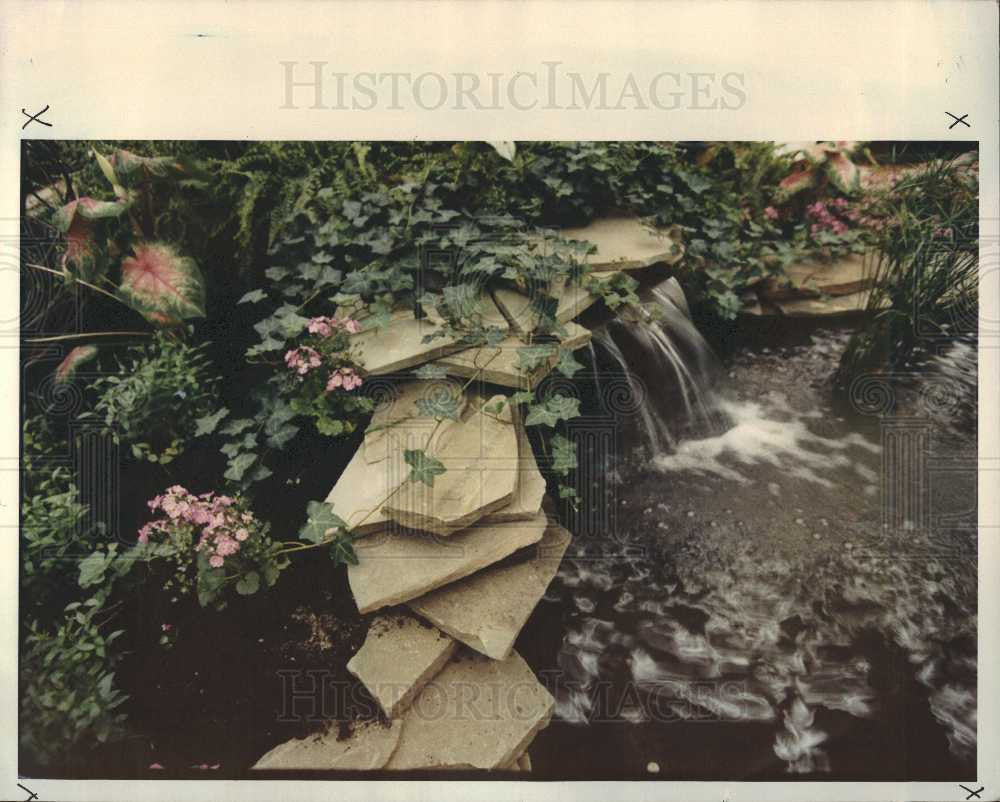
[530,280,978,779]
[589,280,725,453]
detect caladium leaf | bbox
[119,242,206,325]
[53,197,130,281]
[824,151,861,195]
[111,149,193,184]
[52,197,130,233]
[54,345,98,386]
[777,167,817,199]
[485,141,517,162]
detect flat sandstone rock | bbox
[382,394,519,535]
[561,215,684,271]
[347,513,548,614]
[408,523,572,659]
[434,321,591,389]
[383,649,555,770]
[324,381,471,534]
[347,614,457,717]
[251,719,402,771]
[481,411,546,523]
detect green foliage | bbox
[404,448,447,487]
[20,603,128,766]
[48,147,208,329]
[22,484,93,614]
[550,433,578,477]
[87,332,221,463]
[299,500,357,566]
[838,157,978,380]
[524,393,581,428]
[19,417,131,767]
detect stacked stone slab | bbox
[253,216,687,773]
[740,252,882,317]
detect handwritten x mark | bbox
[21,105,52,130]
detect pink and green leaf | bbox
[54,345,98,386]
[118,241,206,325]
[93,149,120,190]
[777,167,817,198]
[52,197,129,233]
[61,216,103,281]
[112,149,190,182]
[825,152,861,195]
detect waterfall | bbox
[589,278,723,453]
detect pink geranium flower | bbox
[284,346,322,376]
[764,206,779,221]
[209,554,225,568]
[326,367,363,392]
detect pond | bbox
[517,307,977,780]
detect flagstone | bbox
[347,614,457,717]
[382,394,519,536]
[383,649,555,770]
[408,523,571,659]
[351,296,509,376]
[481,412,546,523]
[347,513,548,614]
[758,253,872,302]
[251,719,402,771]
[561,215,684,271]
[775,288,878,317]
[433,321,591,389]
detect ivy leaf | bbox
[265,423,300,449]
[219,417,255,436]
[555,348,584,378]
[118,241,206,325]
[300,500,348,544]
[404,448,447,487]
[551,433,577,476]
[413,363,449,380]
[516,344,558,373]
[194,407,229,436]
[54,345,98,386]
[235,571,260,596]
[442,284,482,320]
[238,289,268,305]
[329,535,359,566]
[524,394,581,427]
[415,392,461,421]
[224,452,258,482]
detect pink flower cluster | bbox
[326,367,363,391]
[806,198,857,236]
[764,206,780,221]
[284,346,321,376]
[141,485,257,569]
[306,315,362,337]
